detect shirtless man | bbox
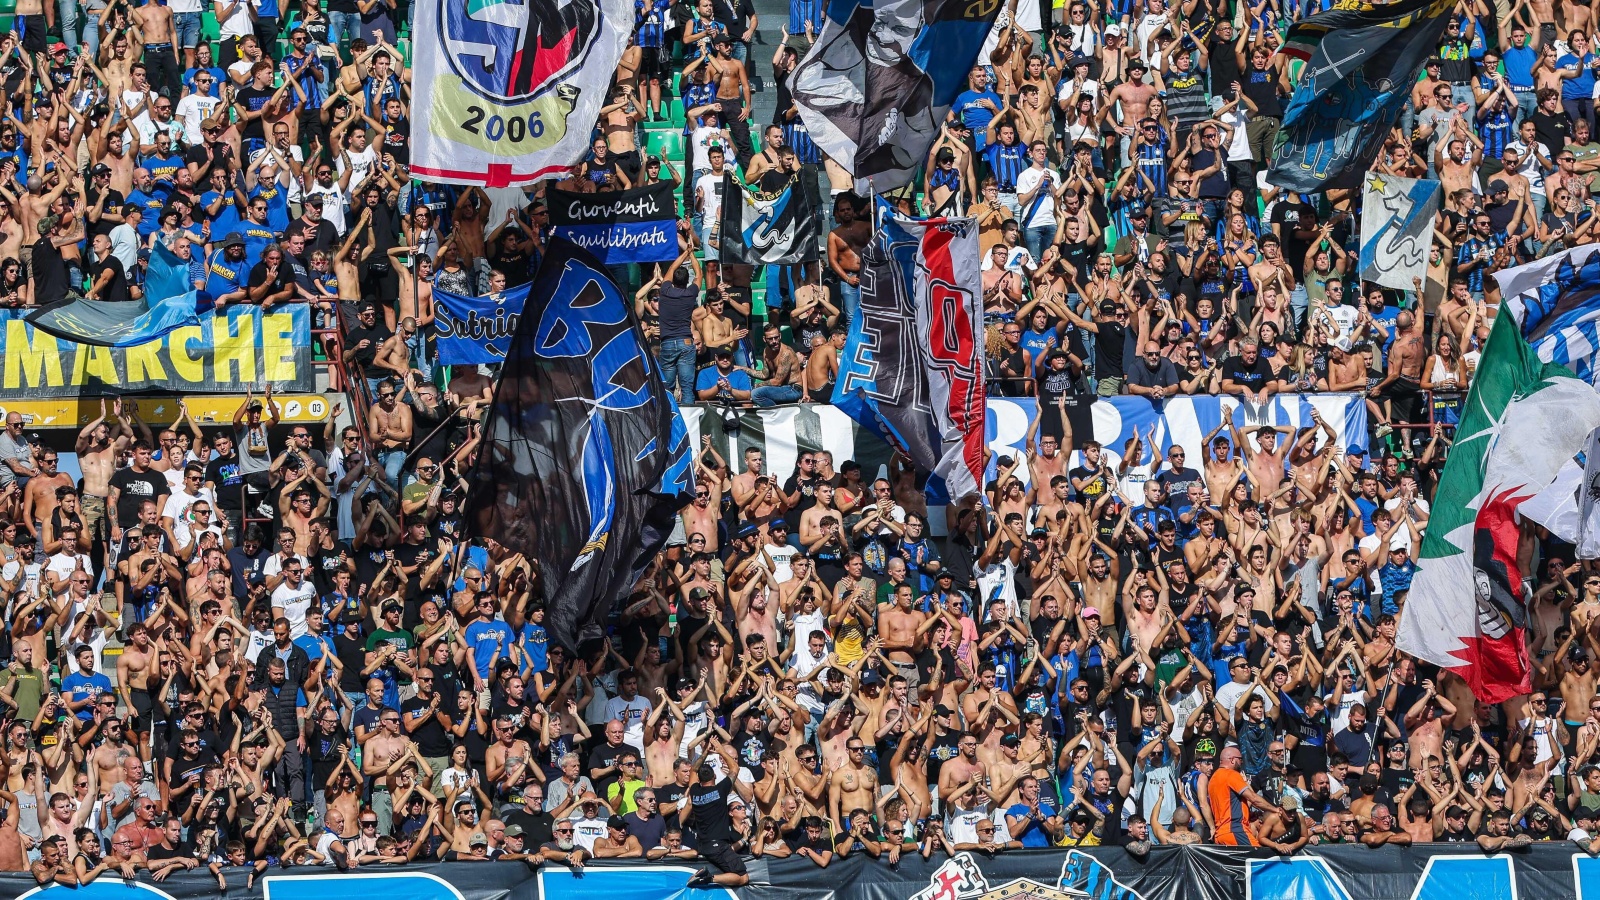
[96,725,141,791]
[937,731,986,800]
[132,0,178,100]
[680,488,720,556]
[372,319,416,382]
[75,401,131,547]
[1104,59,1157,158]
[1236,424,1293,500]
[1027,428,1069,506]
[13,0,53,57]
[485,715,535,800]
[21,449,71,539]
[1372,310,1426,442]
[707,36,752,163]
[877,584,927,688]
[361,707,415,834]
[827,195,870,320]
[803,331,843,402]
[367,382,414,484]
[828,735,880,828]
[599,85,645,170]
[1434,119,1485,198]
[115,625,157,760]
[1078,556,1119,630]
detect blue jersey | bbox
[205,249,247,297]
[1558,52,1598,100]
[984,140,1027,191]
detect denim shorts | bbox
[173,10,201,47]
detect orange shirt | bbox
[1208,767,1259,846]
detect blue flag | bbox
[432,283,529,365]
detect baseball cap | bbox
[469,832,487,847]
[504,825,525,837]
[934,704,955,718]
[90,163,111,176]
[1105,23,1123,35]
[607,815,628,830]
[1346,444,1367,458]
[49,41,66,53]
[1082,606,1101,619]
[860,670,884,686]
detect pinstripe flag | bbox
[1497,245,1600,385]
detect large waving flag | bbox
[27,239,212,348]
[788,0,1004,192]
[1399,265,1600,702]
[1268,0,1453,192]
[833,199,986,500]
[463,237,679,651]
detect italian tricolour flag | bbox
[1398,313,1600,703]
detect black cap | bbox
[91,163,111,176]
[607,815,628,830]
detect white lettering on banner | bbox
[559,226,673,251]
[435,306,521,343]
[564,196,667,220]
[1245,854,1519,900]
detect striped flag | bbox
[1498,245,1600,384]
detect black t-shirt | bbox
[1532,110,1572,159]
[248,259,293,296]
[307,724,348,788]
[781,473,821,531]
[334,630,368,692]
[109,466,170,528]
[381,116,410,165]
[236,84,274,140]
[1220,354,1276,392]
[656,781,689,828]
[1093,320,1128,380]
[587,740,645,798]
[146,840,196,862]
[345,320,391,367]
[31,236,66,303]
[88,187,127,240]
[88,256,132,303]
[505,808,554,847]
[400,695,453,756]
[685,777,735,841]
[205,452,244,516]
[309,540,351,596]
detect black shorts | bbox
[614,148,642,180]
[20,15,46,53]
[640,46,670,82]
[127,689,153,732]
[698,839,747,876]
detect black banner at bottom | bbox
[7,844,1597,900]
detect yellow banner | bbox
[428,74,578,158]
[0,395,334,428]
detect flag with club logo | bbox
[412,0,633,186]
[832,198,986,500]
[1399,284,1600,702]
[718,173,822,266]
[1358,172,1439,291]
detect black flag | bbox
[1268,0,1453,191]
[718,173,822,266]
[464,237,689,652]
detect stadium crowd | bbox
[3,0,1600,885]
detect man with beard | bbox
[204,233,250,308]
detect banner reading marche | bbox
[0,306,313,398]
[1400,310,1600,703]
[549,183,680,264]
[1359,173,1440,291]
[411,0,633,186]
[432,283,529,365]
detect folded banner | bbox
[788,0,1002,192]
[464,237,678,651]
[0,305,314,398]
[1269,0,1452,192]
[549,182,680,264]
[831,199,985,500]
[718,173,822,266]
[28,241,213,348]
[1358,172,1440,292]
[410,0,632,186]
[432,283,530,365]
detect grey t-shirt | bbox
[237,424,273,476]
[0,431,33,487]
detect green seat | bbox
[645,130,684,160]
[641,118,677,132]
[201,10,220,41]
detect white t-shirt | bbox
[336,145,378,191]
[1014,166,1061,229]
[271,580,317,638]
[46,552,91,590]
[945,804,1005,846]
[763,542,797,582]
[602,694,653,747]
[1,560,40,598]
[303,183,349,234]
[176,93,222,146]
[694,170,726,219]
[135,116,182,151]
[161,486,213,524]
[216,0,253,38]
[689,125,726,172]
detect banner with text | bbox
[0,305,313,398]
[4,845,1598,900]
[433,283,529,365]
[549,182,681,265]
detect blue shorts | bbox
[173,10,201,48]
